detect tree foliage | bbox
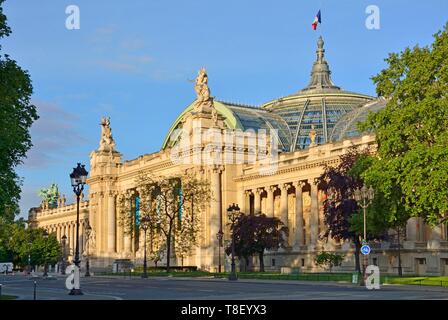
[120,173,210,271]
[0,0,38,219]
[0,218,61,268]
[360,23,448,225]
[225,213,288,272]
[317,148,386,272]
[314,251,344,272]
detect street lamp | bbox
[216,229,224,273]
[69,162,88,295]
[84,223,92,277]
[227,203,240,281]
[140,216,151,278]
[353,184,374,285]
[42,230,49,277]
[61,235,67,275]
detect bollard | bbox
[33,280,37,300]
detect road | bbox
[0,274,447,300]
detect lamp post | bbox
[354,184,374,286]
[216,229,223,273]
[42,230,49,277]
[84,224,92,277]
[227,203,240,281]
[61,235,67,275]
[140,216,151,278]
[69,162,88,295]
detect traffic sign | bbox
[361,244,371,255]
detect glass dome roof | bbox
[163,37,381,153]
[261,36,374,151]
[329,97,387,142]
[162,100,292,151]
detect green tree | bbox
[317,148,386,274]
[0,0,39,220]
[315,251,345,272]
[360,23,448,225]
[120,173,210,272]
[31,230,61,271]
[2,224,60,271]
[225,213,288,272]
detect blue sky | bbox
[2,0,447,219]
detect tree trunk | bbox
[258,251,265,272]
[397,227,403,277]
[166,222,173,273]
[354,239,361,273]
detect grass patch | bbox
[383,276,448,287]
[230,272,353,282]
[0,295,17,300]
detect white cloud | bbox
[23,101,89,169]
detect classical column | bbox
[266,186,275,217]
[123,192,133,255]
[294,181,305,248]
[210,166,222,245]
[116,196,124,254]
[79,221,84,255]
[406,217,418,241]
[68,223,73,253]
[417,217,425,242]
[432,224,442,241]
[61,225,66,241]
[242,190,250,214]
[254,188,262,214]
[107,191,116,253]
[310,180,319,247]
[280,183,290,227]
[56,225,61,241]
[210,166,222,271]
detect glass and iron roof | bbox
[162,36,383,153]
[329,97,387,142]
[162,100,292,151]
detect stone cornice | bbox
[234,158,340,182]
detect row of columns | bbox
[43,220,89,257]
[243,179,320,249]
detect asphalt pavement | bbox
[0,273,447,300]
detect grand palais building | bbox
[29,37,448,276]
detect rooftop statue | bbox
[195,67,211,103]
[38,183,59,209]
[309,124,317,146]
[99,116,116,152]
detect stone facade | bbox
[28,39,448,276]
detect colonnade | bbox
[242,179,322,249]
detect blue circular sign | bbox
[361,245,371,255]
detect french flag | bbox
[312,10,321,30]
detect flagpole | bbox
[319,0,323,37]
